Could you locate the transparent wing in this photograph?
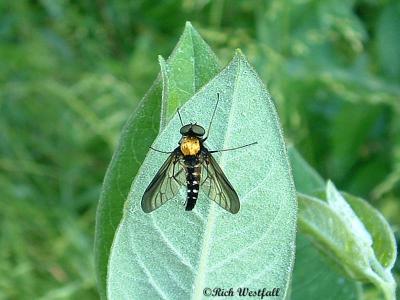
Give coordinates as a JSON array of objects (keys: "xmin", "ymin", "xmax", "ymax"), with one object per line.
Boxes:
[
  {"xmin": 141, "ymin": 150, "xmax": 186, "ymax": 213},
  {"xmin": 201, "ymin": 152, "xmax": 240, "ymax": 214}
]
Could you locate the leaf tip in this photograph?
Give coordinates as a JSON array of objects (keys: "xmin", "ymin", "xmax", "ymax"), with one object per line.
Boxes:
[
  {"xmin": 183, "ymin": 21, "xmax": 197, "ymax": 38},
  {"xmin": 185, "ymin": 21, "xmax": 193, "ymax": 30},
  {"xmin": 232, "ymin": 48, "xmax": 254, "ymax": 70},
  {"xmin": 234, "ymin": 48, "xmax": 249, "ymax": 60},
  {"xmin": 158, "ymin": 55, "xmax": 166, "ymax": 65},
  {"xmin": 326, "ymin": 179, "xmax": 340, "ymax": 203},
  {"xmin": 326, "ymin": 179, "xmax": 336, "ymax": 194}
]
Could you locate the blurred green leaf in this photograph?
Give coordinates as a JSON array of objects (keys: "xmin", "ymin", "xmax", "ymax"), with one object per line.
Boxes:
[
  {"xmin": 287, "ymin": 146, "xmax": 325, "ymax": 194},
  {"xmin": 376, "ymin": 1, "xmax": 400, "ymax": 79},
  {"xmin": 107, "ymin": 52, "xmax": 297, "ymax": 299},
  {"xmin": 343, "ymin": 193, "xmax": 397, "ymax": 271},
  {"xmin": 330, "ymin": 103, "xmax": 384, "ymax": 181},
  {"xmin": 298, "ymin": 182, "xmax": 396, "ymax": 299},
  {"xmin": 291, "ymin": 233, "xmax": 361, "ymax": 300},
  {"xmin": 288, "ymin": 146, "xmax": 362, "ymax": 299},
  {"xmin": 94, "ymin": 22, "xmax": 220, "ymax": 300}
]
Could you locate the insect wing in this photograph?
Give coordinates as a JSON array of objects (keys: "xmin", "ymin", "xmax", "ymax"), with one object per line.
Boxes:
[
  {"xmin": 142, "ymin": 150, "xmax": 185, "ymax": 213},
  {"xmin": 201, "ymin": 152, "xmax": 240, "ymax": 214}
]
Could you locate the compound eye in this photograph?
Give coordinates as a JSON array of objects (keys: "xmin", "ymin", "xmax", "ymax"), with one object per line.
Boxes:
[
  {"xmin": 191, "ymin": 124, "xmax": 205, "ymax": 136},
  {"xmin": 180, "ymin": 124, "xmax": 191, "ymax": 135}
]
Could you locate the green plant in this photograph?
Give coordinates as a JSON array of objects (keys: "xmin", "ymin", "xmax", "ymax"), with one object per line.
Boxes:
[{"xmin": 95, "ymin": 23, "xmax": 397, "ymax": 300}]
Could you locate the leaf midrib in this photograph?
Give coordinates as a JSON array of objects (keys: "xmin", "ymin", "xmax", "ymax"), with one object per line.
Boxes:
[{"xmin": 192, "ymin": 56, "xmax": 242, "ymax": 299}]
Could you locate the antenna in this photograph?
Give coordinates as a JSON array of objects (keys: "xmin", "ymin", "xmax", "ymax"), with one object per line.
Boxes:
[
  {"xmin": 204, "ymin": 93, "xmax": 220, "ymax": 141},
  {"xmin": 209, "ymin": 142, "xmax": 257, "ymax": 153},
  {"xmin": 177, "ymin": 108, "xmax": 184, "ymax": 126}
]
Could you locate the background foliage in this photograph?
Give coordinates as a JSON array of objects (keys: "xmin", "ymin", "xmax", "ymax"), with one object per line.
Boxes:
[{"xmin": 0, "ymin": 0, "xmax": 398, "ymax": 299}]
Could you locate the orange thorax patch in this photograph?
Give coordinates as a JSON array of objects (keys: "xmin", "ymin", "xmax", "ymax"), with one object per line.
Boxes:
[{"xmin": 180, "ymin": 137, "xmax": 200, "ymax": 156}]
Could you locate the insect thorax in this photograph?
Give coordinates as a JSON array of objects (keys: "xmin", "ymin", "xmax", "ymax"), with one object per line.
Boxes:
[{"xmin": 180, "ymin": 136, "xmax": 201, "ymax": 156}]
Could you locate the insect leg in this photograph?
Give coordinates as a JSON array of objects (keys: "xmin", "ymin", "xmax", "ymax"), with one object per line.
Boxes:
[{"xmin": 149, "ymin": 146, "xmax": 173, "ymax": 154}]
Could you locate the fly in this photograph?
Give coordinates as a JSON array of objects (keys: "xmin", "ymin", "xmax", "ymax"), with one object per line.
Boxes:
[{"xmin": 141, "ymin": 93, "xmax": 256, "ymax": 214}]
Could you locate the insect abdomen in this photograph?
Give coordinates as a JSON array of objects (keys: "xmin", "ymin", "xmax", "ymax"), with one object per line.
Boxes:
[{"xmin": 185, "ymin": 164, "xmax": 201, "ymax": 211}]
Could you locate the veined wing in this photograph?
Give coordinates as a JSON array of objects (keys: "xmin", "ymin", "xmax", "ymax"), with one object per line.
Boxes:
[
  {"xmin": 201, "ymin": 151, "xmax": 240, "ymax": 214},
  {"xmin": 142, "ymin": 149, "xmax": 185, "ymax": 213}
]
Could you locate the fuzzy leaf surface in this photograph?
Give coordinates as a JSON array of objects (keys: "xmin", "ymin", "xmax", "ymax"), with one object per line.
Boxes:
[{"xmin": 107, "ymin": 52, "xmax": 297, "ymax": 299}]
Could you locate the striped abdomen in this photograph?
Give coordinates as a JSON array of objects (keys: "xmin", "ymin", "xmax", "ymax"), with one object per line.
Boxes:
[{"xmin": 185, "ymin": 160, "xmax": 201, "ymax": 211}]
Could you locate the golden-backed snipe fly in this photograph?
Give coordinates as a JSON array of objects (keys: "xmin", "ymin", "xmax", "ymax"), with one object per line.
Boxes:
[{"xmin": 142, "ymin": 93, "xmax": 256, "ymax": 214}]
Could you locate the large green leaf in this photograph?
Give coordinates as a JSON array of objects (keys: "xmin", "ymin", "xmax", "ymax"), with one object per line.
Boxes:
[
  {"xmin": 298, "ymin": 182, "xmax": 397, "ymax": 300},
  {"xmin": 107, "ymin": 52, "xmax": 297, "ymax": 299},
  {"xmin": 94, "ymin": 22, "xmax": 220, "ymax": 300}
]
